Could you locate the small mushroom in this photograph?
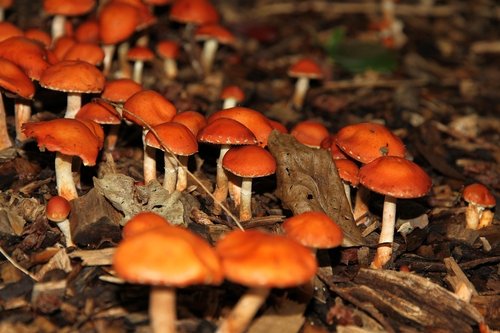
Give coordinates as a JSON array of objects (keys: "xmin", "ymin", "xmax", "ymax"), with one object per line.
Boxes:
[
  {"xmin": 462, "ymin": 183, "xmax": 496, "ymax": 230},
  {"xmin": 46, "ymin": 195, "xmax": 74, "ymax": 247}
]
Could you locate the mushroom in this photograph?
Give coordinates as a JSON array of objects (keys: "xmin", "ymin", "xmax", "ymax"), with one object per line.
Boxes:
[
  {"xmin": 220, "ymin": 85, "xmax": 245, "ymax": 109},
  {"xmin": 358, "ymin": 156, "xmax": 432, "ymax": 269},
  {"xmin": 288, "ymin": 58, "xmax": 323, "ymax": 109},
  {"xmin": 46, "ymin": 195, "xmax": 74, "ymax": 247},
  {"xmin": 121, "ymin": 211, "xmax": 171, "ymax": 239},
  {"xmin": 63, "ymin": 41, "xmax": 105, "ymax": 66},
  {"xmin": 462, "ymin": 183, "xmax": 496, "ymax": 230},
  {"xmin": 156, "ymin": 40, "xmax": 180, "ymax": 81},
  {"xmin": 197, "ymin": 118, "xmax": 257, "ymax": 212},
  {"xmin": 22, "ymin": 118, "xmax": 101, "ymax": 201},
  {"xmin": 145, "ymin": 122, "xmax": 198, "ymax": 193},
  {"xmin": 222, "ymin": 145, "xmax": 276, "ymax": 221},
  {"xmin": 39, "ymin": 60, "xmax": 105, "ymax": 119},
  {"xmin": 194, "ymin": 24, "xmax": 235, "ymax": 75},
  {"xmin": 333, "ymin": 158, "xmax": 360, "ymax": 210},
  {"xmin": 290, "ymin": 120, "xmax": 330, "ymax": 148},
  {"xmin": 122, "ymin": 90, "xmax": 177, "ymax": 184},
  {"xmin": 215, "ymin": 230, "xmax": 317, "ymax": 333},
  {"xmin": 127, "ymin": 46, "xmax": 155, "ymax": 84},
  {"xmin": 43, "ymin": 0, "xmax": 95, "ymax": 41},
  {"xmin": 113, "ymin": 225, "xmax": 223, "ymax": 333}
]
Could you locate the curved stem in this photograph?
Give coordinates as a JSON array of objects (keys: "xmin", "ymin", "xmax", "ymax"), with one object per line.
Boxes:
[
  {"xmin": 56, "ymin": 219, "xmax": 74, "ymax": 247},
  {"xmin": 291, "ymin": 77, "xmax": 309, "ymax": 109},
  {"xmin": 163, "ymin": 152, "xmax": 177, "ymax": 194},
  {"xmin": 176, "ymin": 155, "xmax": 189, "ymax": 192},
  {"xmin": 201, "ymin": 39, "xmax": 219, "ymax": 75},
  {"xmin": 55, "ymin": 152, "xmax": 78, "ymax": 201},
  {"xmin": 371, "ymin": 195, "xmax": 397, "ymax": 269},
  {"xmin": 213, "ymin": 145, "xmax": 229, "ymax": 214},
  {"xmin": 239, "ymin": 177, "xmax": 253, "ymax": 221}
]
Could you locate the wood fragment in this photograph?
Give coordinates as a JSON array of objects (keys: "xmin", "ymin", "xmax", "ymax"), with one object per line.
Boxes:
[
  {"xmin": 444, "ymin": 257, "xmax": 478, "ymax": 303},
  {"xmin": 68, "ymin": 248, "xmax": 116, "ymax": 266}
]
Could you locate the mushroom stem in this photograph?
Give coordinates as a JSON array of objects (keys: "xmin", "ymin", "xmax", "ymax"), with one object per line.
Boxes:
[
  {"xmin": 163, "ymin": 152, "xmax": 177, "ymax": 194},
  {"xmin": 291, "ymin": 77, "xmax": 310, "ymax": 109},
  {"xmin": 176, "ymin": 155, "xmax": 188, "ymax": 192},
  {"xmin": 55, "ymin": 152, "xmax": 78, "ymax": 201},
  {"xmin": 213, "ymin": 145, "xmax": 230, "ymax": 214},
  {"xmin": 478, "ymin": 209, "xmax": 494, "ymax": 229},
  {"xmin": 371, "ymin": 195, "xmax": 397, "ymax": 269},
  {"xmin": 201, "ymin": 38, "xmax": 219, "ymax": 75},
  {"xmin": 102, "ymin": 44, "xmax": 116, "ymax": 77},
  {"xmin": 465, "ymin": 204, "xmax": 481, "ymax": 230},
  {"xmin": 132, "ymin": 60, "xmax": 145, "ymax": 84},
  {"xmin": 223, "ymin": 98, "xmax": 237, "ymax": 109},
  {"xmin": 0, "ymin": 93, "xmax": 13, "ymax": 150},
  {"xmin": 15, "ymin": 100, "xmax": 31, "ymax": 142},
  {"xmin": 150, "ymin": 286, "xmax": 176, "ymax": 333},
  {"xmin": 143, "ymin": 130, "xmax": 157, "ymax": 184},
  {"xmin": 353, "ymin": 186, "xmax": 370, "ymax": 225},
  {"xmin": 56, "ymin": 218, "xmax": 75, "ymax": 247},
  {"xmin": 51, "ymin": 14, "xmax": 66, "ymax": 41},
  {"xmin": 65, "ymin": 93, "xmax": 82, "ymax": 119},
  {"xmin": 239, "ymin": 177, "xmax": 253, "ymax": 221},
  {"xmin": 163, "ymin": 59, "xmax": 178, "ymax": 81},
  {"xmin": 105, "ymin": 124, "xmax": 120, "ymax": 152},
  {"xmin": 228, "ymin": 173, "xmax": 241, "ymax": 208},
  {"xmin": 217, "ymin": 287, "xmax": 270, "ymax": 333},
  {"xmin": 118, "ymin": 42, "xmax": 132, "ymax": 79}
]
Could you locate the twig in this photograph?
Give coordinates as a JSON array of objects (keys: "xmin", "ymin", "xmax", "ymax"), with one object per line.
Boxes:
[
  {"xmin": 0, "ymin": 244, "xmax": 39, "ymax": 281},
  {"xmin": 106, "ymin": 100, "xmax": 244, "ymax": 231}
]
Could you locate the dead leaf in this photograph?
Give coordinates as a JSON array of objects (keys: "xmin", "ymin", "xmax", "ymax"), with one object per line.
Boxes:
[
  {"xmin": 267, "ymin": 131, "xmax": 365, "ymax": 246},
  {"xmin": 247, "ymin": 298, "xmax": 306, "ymax": 333}
]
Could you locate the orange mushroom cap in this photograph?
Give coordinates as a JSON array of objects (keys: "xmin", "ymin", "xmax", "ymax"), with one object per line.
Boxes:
[
  {"xmin": 359, "ymin": 156, "xmax": 432, "ymax": 199},
  {"xmin": 43, "ymin": 0, "xmax": 95, "ymax": 16},
  {"xmin": 22, "ymin": 118, "xmax": 101, "ymax": 166},
  {"xmin": 51, "ymin": 36, "xmax": 76, "ymax": 61},
  {"xmin": 207, "ymin": 107, "xmax": 273, "ymax": 147},
  {"xmin": 123, "ymin": 90, "xmax": 176, "ymax": 127},
  {"xmin": 171, "ymin": 111, "xmax": 207, "ymax": 136},
  {"xmin": 63, "ymin": 42, "xmax": 105, "ymax": 66},
  {"xmin": 99, "ymin": 1, "xmax": 139, "ymax": 45},
  {"xmin": 46, "ymin": 195, "xmax": 71, "ymax": 222},
  {"xmin": 24, "ymin": 28, "xmax": 52, "ymax": 47},
  {"xmin": 267, "ymin": 119, "xmax": 288, "ymax": 134},
  {"xmin": 195, "ymin": 24, "xmax": 235, "ymax": 45},
  {"xmin": 0, "ymin": 58, "xmax": 35, "ymax": 99},
  {"xmin": 291, "ymin": 120, "xmax": 330, "ymax": 148},
  {"xmin": 0, "ymin": 22, "xmax": 23, "ymax": 42},
  {"xmin": 0, "ymin": 36, "xmax": 50, "ymax": 80},
  {"xmin": 40, "ymin": 60, "xmax": 105, "ymax": 94},
  {"xmin": 220, "ymin": 85, "xmax": 245, "ymax": 102},
  {"xmin": 336, "ymin": 122, "xmax": 406, "ymax": 164},
  {"xmin": 197, "ymin": 118, "xmax": 257, "ymax": 146},
  {"xmin": 222, "ymin": 145, "xmax": 276, "ymax": 178},
  {"xmin": 156, "ymin": 40, "xmax": 180, "ymax": 59},
  {"xmin": 288, "ymin": 58, "xmax": 323, "ymax": 79},
  {"xmin": 75, "ymin": 100, "xmax": 121, "ymax": 125},
  {"xmin": 75, "ymin": 19, "xmax": 100, "ymax": 44},
  {"xmin": 216, "ymin": 230, "xmax": 317, "ymax": 288},
  {"xmin": 127, "ymin": 46, "xmax": 155, "ymax": 61},
  {"xmin": 169, "ymin": 0, "xmax": 219, "ymax": 26},
  {"xmin": 282, "ymin": 211, "xmax": 343, "ymax": 249},
  {"xmin": 102, "ymin": 79, "xmax": 143, "ymax": 103},
  {"xmin": 334, "ymin": 159, "xmax": 359, "ymax": 186},
  {"xmin": 145, "ymin": 122, "xmax": 198, "ymax": 156},
  {"xmin": 122, "ymin": 211, "xmax": 171, "ymax": 239},
  {"xmin": 462, "ymin": 183, "xmax": 496, "ymax": 208},
  {"xmin": 113, "ymin": 226, "xmax": 223, "ymax": 287}
]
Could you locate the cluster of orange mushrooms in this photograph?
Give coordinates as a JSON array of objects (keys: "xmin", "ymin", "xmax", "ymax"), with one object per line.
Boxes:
[{"xmin": 0, "ymin": 0, "xmax": 496, "ymax": 332}]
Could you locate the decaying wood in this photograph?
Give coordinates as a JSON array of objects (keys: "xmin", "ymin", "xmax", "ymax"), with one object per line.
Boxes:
[
  {"xmin": 346, "ymin": 269, "xmax": 484, "ymax": 332},
  {"xmin": 444, "ymin": 257, "xmax": 478, "ymax": 303},
  {"xmin": 69, "ymin": 248, "xmax": 115, "ymax": 266},
  {"xmin": 267, "ymin": 131, "xmax": 364, "ymax": 247},
  {"xmin": 70, "ymin": 188, "xmax": 122, "ymax": 248},
  {"xmin": 470, "ymin": 295, "xmax": 500, "ymax": 329}
]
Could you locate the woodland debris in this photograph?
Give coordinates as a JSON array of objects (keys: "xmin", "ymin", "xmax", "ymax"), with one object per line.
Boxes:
[
  {"xmin": 444, "ymin": 257, "xmax": 478, "ymax": 303},
  {"xmin": 69, "ymin": 248, "xmax": 115, "ymax": 266}
]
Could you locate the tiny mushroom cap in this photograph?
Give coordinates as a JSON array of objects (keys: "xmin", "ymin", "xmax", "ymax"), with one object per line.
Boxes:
[
  {"xmin": 127, "ymin": 46, "xmax": 155, "ymax": 62},
  {"xmin": 291, "ymin": 120, "xmax": 330, "ymax": 148},
  {"xmin": 197, "ymin": 118, "xmax": 257, "ymax": 146},
  {"xmin": 46, "ymin": 195, "xmax": 71, "ymax": 222},
  {"xmin": 195, "ymin": 23, "xmax": 235, "ymax": 45},
  {"xmin": 288, "ymin": 58, "xmax": 323, "ymax": 79},
  {"xmin": 156, "ymin": 40, "xmax": 180, "ymax": 59},
  {"xmin": 359, "ymin": 156, "xmax": 431, "ymax": 199},
  {"xmin": 145, "ymin": 122, "xmax": 198, "ymax": 156},
  {"xmin": 113, "ymin": 225, "xmax": 223, "ymax": 287},
  {"xmin": 463, "ymin": 183, "xmax": 496, "ymax": 208},
  {"xmin": 39, "ymin": 60, "xmax": 105, "ymax": 94},
  {"xmin": 222, "ymin": 145, "xmax": 276, "ymax": 178},
  {"xmin": 334, "ymin": 159, "xmax": 360, "ymax": 187},
  {"xmin": 267, "ymin": 119, "xmax": 288, "ymax": 134},
  {"xmin": 220, "ymin": 85, "xmax": 245, "ymax": 108},
  {"xmin": 75, "ymin": 100, "xmax": 121, "ymax": 125},
  {"xmin": 0, "ymin": 58, "xmax": 35, "ymax": 99},
  {"xmin": 282, "ymin": 211, "xmax": 343, "ymax": 249},
  {"xmin": 169, "ymin": 0, "xmax": 219, "ymax": 26},
  {"xmin": 171, "ymin": 111, "xmax": 207, "ymax": 137},
  {"xmin": 123, "ymin": 90, "xmax": 176, "ymax": 127},
  {"xmin": 102, "ymin": 78, "xmax": 143, "ymax": 104},
  {"xmin": 207, "ymin": 107, "xmax": 273, "ymax": 147},
  {"xmin": 336, "ymin": 122, "xmax": 406, "ymax": 164},
  {"xmin": 122, "ymin": 211, "xmax": 171, "ymax": 239},
  {"xmin": 216, "ymin": 230, "xmax": 317, "ymax": 288}
]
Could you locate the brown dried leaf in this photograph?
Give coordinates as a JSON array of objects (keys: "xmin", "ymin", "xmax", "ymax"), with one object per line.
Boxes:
[
  {"xmin": 247, "ymin": 298, "xmax": 306, "ymax": 333},
  {"xmin": 267, "ymin": 131, "xmax": 365, "ymax": 246}
]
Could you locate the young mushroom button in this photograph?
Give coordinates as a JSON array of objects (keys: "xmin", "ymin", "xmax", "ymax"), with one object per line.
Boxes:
[
  {"xmin": 462, "ymin": 183, "xmax": 496, "ymax": 230},
  {"xmin": 46, "ymin": 195, "xmax": 74, "ymax": 247}
]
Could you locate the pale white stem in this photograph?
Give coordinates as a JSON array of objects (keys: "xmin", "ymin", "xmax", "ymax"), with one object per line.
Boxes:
[
  {"xmin": 223, "ymin": 98, "xmax": 237, "ymax": 109},
  {"xmin": 176, "ymin": 155, "xmax": 189, "ymax": 192},
  {"xmin": 371, "ymin": 195, "xmax": 397, "ymax": 269},
  {"xmin": 291, "ymin": 77, "xmax": 310, "ymax": 109},
  {"xmin": 465, "ymin": 204, "xmax": 481, "ymax": 230},
  {"xmin": 150, "ymin": 286, "xmax": 176, "ymax": 333},
  {"xmin": 201, "ymin": 39, "xmax": 219, "ymax": 75},
  {"xmin": 213, "ymin": 145, "xmax": 230, "ymax": 214},
  {"xmin": 0, "ymin": 94, "xmax": 13, "ymax": 150},
  {"xmin": 239, "ymin": 177, "xmax": 253, "ymax": 221},
  {"xmin": 343, "ymin": 182, "xmax": 352, "ymax": 210},
  {"xmin": 51, "ymin": 15, "xmax": 66, "ymax": 41},
  {"xmin": 478, "ymin": 209, "xmax": 494, "ymax": 229},
  {"xmin": 228, "ymin": 173, "xmax": 241, "ymax": 208},
  {"xmin": 132, "ymin": 60, "xmax": 145, "ymax": 84},
  {"xmin": 163, "ymin": 152, "xmax": 178, "ymax": 194},
  {"xmin": 56, "ymin": 219, "xmax": 74, "ymax": 247},
  {"xmin": 217, "ymin": 287, "xmax": 270, "ymax": 333},
  {"xmin": 118, "ymin": 42, "xmax": 131, "ymax": 79},
  {"xmin": 353, "ymin": 186, "xmax": 370, "ymax": 225},
  {"xmin": 15, "ymin": 100, "xmax": 31, "ymax": 142},
  {"xmin": 163, "ymin": 59, "xmax": 178, "ymax": 80},
  {"xmin": 55, "ymin": 152, "xmax": 78, "ymax": 201},
  {"xmin": 102, "ymin": 44, "xmax": 116, "ymax": 77},
  {"xmin": 65, "ymin": 93, "xmax": 82, "ymax": 119},
  {"xmin": 105, "ymin": 124, "xmax": 120, "ymax": 152},
  {"xmin": 143, "ymin": 130, "xmax": 157, "ymax": 184}
]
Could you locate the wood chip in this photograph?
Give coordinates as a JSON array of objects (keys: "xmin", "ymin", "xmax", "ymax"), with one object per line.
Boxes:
[{"xmin": 69, "ymin": 248, "xmax": 116, "ymax": 266}]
